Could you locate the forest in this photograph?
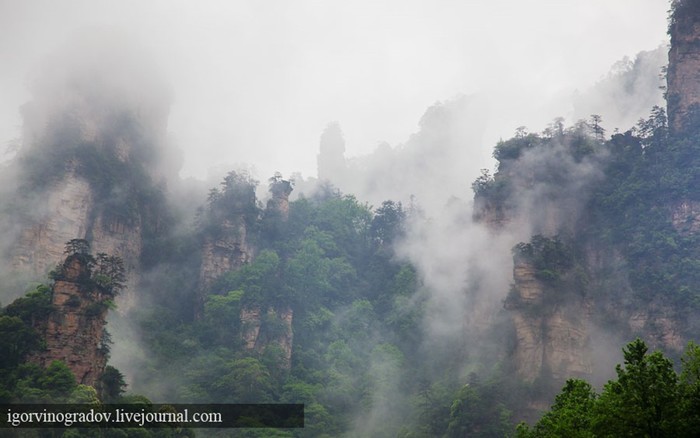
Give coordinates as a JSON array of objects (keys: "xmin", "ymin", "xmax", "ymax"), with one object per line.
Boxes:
[
  {"xmin": 4, "ymin": 101, "xmax": 700, "ymax": 437},
  {"xmin": 3, "ymin": 1, "xmax": 700, "ymax": 437}
]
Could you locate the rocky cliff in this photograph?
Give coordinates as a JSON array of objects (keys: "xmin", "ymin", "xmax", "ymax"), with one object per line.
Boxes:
[
  {"xmin": 6, "ymin": 36, "xmax": 172, "ymax": 307},
  {"xmin": 667, "ymin": 0, "xmax": 700, "ymax": 134},
  {"xmin": 241, "ymin": 305, "xmax": 294, "ymax": 368},
  {"xmin": 199, "ymin": 217, "xmax": 254, "ymax": 292},
  {"xmin": 670, "ymin": 199, "xmax": 700, "ymax": 235},
  {"xmin": 30, "ymin": 253, "xmax": 114, "ymax": 386},
  {"xmin": 240, "ymin": 179, "xmax": 295, "ymax": 367},
  {"xmin": 503, "ymin": 247, "xmax": 592, "ymax": 383},
  {"xmin": 266, "ymin": 178, "xmax": 294, "ymax": 221},
  {"xmin": 11, "ymin": 170, "xmax": 145, "ymax": 306},
  {"xmin": 197, "ymin": 175, "xmax": 295, "ymax": 367},
  {"xmin": 468, "ymin": 48, "xmax": 700, "ymax": 383},
  {"xmin": 12, "ymin": 170, "xmax": 94, "ymax": 276}
]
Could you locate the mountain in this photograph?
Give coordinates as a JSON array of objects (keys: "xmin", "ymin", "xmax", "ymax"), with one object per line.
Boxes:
[{"xmin": 3, "ymin": 3, "xmax": 700, "ymax": 437}]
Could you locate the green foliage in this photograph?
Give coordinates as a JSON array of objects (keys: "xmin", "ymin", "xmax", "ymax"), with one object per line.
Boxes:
[
  {"xmin": 94, "ymin": 252, "xmax": 127, "ymax": 293},
  {"xmin": 215, "ymin": 250, "xmax": 281, "ymax": 308},
  {"xmin": 138, "ymin": 180, "xmax": 528, "ymax": 436},
  {"xmin": 370, "ymin": 200, "xmax": 406, "ymax": 247},
  {"xmin": 4, "ymin": 284, "xmax": 53, "ymax": 324},
  {"xmin": 517, "ymin": 379, "xmax": 596, "ymax": 438},
  {"xmin": 446, "ymin": 384, "xmax": 511, "ymax": 438},
  {"xmin": 11, "ymin": 361, "xmax": 83, "ymax": 403},
  {"xmin": 593, "ymin": 339, "xmax": 681, "ymax": 437},
  {"xmin": 64, "ymin": 238, "xmax": 91, "ymax": 256},
  {"xmin": 513, "ymin": 235, "xmax": 574, "ymax": 283},
  {"xmin": 100, "ymin": 365, "xmax": 128, "ymax": 402},
  {"xmin": 471, "ymin": 168, "xmax": 508, "ymax": 202},
  {"xmin": 40, "ymin": 361, "xmax": 78, "ymax": 398},
  {"xmin": 283, "ymin": 230, "xmax": 357, "ymax": 309},
  {"xmin": 200, "ymin": 170, "xmax": 261, "ymax": 238},
  {"xmin": 52, "ymin": 241, "xmax": 127, "ymax": 297},
  {"xmin": 519, "ymin": 339, "xmax": 700, "ymax": 437},
  {"xmin": 494, "ymin": 132, "xmax": 543, "ymax": 162},
  {"xmin": 0, "ymin": 316, "xmax": 41, "ymax": 370}
]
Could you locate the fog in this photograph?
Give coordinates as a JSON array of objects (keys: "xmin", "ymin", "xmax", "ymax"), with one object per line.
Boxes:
[
  {"xmin": 1, "ymin": 0, "xmax": 668, "ymax": 183},
  {"xmin": 0, "ymin": 1, "xmax": 676, "ymax": 433}
]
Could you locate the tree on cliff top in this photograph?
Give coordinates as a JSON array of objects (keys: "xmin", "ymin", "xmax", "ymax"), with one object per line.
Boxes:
[{"xmin": 54, "ymin": 239, "xmax": 126, "ymax": 295}]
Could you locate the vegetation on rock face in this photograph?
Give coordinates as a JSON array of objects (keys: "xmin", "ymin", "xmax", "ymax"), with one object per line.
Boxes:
[
  {"xmin": 478, "ymin": 103, "xmax": 700, "ymax": 313},
  {"xmin": 120, "ymin": 174, "xmax": 529, "ymax": 436},
  {"xmin": 9, "ymin": 110, "xmax": 700, "ymax": 435},
  {"xmin": 467, "ymin": 97, "xmax": 700, "ymax": 430},
  {"xmin": 6, "ymin": 7, "xmax": 700, "ymax": 436},
  {"xmin": 0, "ymin": 247, "xmax": 190, "ymax": 437},
  {"xmin": 50, "ymin": 239, "xmax": 126, "ymax": 297},
  {"xmin": 198, "ymin": 170, "xmax": 262, "ymax": 240},
  {"xmin": 12, "ymin": 104, "xmax": 700, "ymax": 435}
]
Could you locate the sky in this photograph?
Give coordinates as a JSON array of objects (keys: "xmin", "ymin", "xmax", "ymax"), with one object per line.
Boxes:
[{"xmin": 0, "ymin": 0, "xmax": 670, "ymax": 181}]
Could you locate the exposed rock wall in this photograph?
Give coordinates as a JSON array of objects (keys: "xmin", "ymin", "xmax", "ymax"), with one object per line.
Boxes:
[
  {"xmin": 241, "ymin": 306, "xmax": 293, "ymax": 368},
  {"xmin": 670, "ymin": 199, "xmax": 700, "ymax": 235},
  {"xmin": 90, "ymin": 213, "xmax": 142, "ymax": 306},
  {"xmin": 12, "ymin": 172, "xmax": 94, "ymax": 276},
  {"xmin": 198, "ymin": 217, "xmax": 254, "ymax": 293},
  {"xmin": 668, "ymin": 1, "xmax": 700, "ymax": 134},
  {"xmin": 627, "ymin": 305, "xmax": 684, "ymax": 351},
  {"xmin": 505, "ymin": 258, "xmax": 592, "ymax": 382},
  {"xmin": 198, "ymin": 178, "xmax": 295, "ymax": 366},
  {"xmin": 30, "ymin": 255, "xmax": 110, "ymax": 386},
  {"xmin": 267, "ymin": 179, "xmax": 293, "ymax": 221},
  {"xmin": 472, "ymin": 196, "xmax": 509, "ymax": 230},
  {"xmin": 11, "ymin": 175, "xmax": 143, "ymax": 307},
  {"xmin": 9, "ymin": 37, "xmax": 173, "ymax": 307}
]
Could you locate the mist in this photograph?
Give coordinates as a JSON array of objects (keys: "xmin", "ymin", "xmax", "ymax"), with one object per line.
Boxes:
[
  {"xmin": 0, "ymin": 0, "xmax": 678, "ymax": 435},
  {"xmin": 1, "ymin": 0, "xmax": 669, "ymax": 183}
]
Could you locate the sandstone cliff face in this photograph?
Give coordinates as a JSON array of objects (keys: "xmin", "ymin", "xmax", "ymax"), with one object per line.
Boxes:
[
  {"xmin": 198, "ymin": 217, "xmax": 254, "ymax": 293},
  {"xmin": 627, "ymin": 305, "xmax": 684, "ymax": 351},
  {"xmin": 505, "ymin": 258, "xmax": 592, "ymax": 382},
  {"xmin": 670, "ymin": 199, "xmax": 700, "ymax": 235},
  {"xmin": 9, "ymin": 40, "xmax": 172, "ymax": 306},
  {"xmin": 472, "ymin": 196, "xmax": 509, "ymax": 230},
  {"xmin": 198, "ymin": 178, "xmax": 295, "ymax": 367},
  {"xmin": 11, "ymin": 176, "xmax": 143, "ymax": 306},
  {"xmin": 668, "ymin": 1, "xmax": 700, "ymax": 134},
  {"xmin": 266, "ymin": 179, "xmax": 293, "ymax": 221},
  {"xmin": 30, "ymin": 255, "xmax": 110, "ymax": 386},
  {"xmin": 90, "ymin": 213, "xmax": 142, "ymax": 305},
  {"xmin": 12, "ymin": 171, "xmax": 94, "ymax": 276},
  {"xmin": 11, "ymin": 176, "xmax": 143, "ymax": 308},
  {"xmin": 241, "ymin": 306, "xmax": 294, "ymax": 368}
]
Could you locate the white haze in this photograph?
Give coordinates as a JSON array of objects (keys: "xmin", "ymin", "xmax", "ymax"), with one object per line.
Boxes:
[
  {"xmin": 0, "ymin": 0, "xmax": 675, "ymax": 430},
  {"xmin": 0, "ymin": 0, "xmax": 669, "ymax": 184}
]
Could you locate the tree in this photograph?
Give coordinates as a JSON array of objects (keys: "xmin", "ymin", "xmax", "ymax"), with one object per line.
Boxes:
[
  {"xmin": 593, "ymin": 339, "xmax": 680, "ymax": 437},
  {"xmin": 94, "ymin": 253, "xmax": 126, "ymax": 294},
  {"xmin": 370, "ymin": 200, "xmax": 406, "ymax": 246},
  {"xmin": 0, "ymin": 316, "xmax": 40, "ymax": 369},
  {"xmin": 216, "ymin": 250, "xmax": 281, "ymax": 307},
  {"xmin": 589, "ymin": 114, "xmax": 605, "ymax": 141},
  {"xmin": 39, "ymin": 360, "xmax": 78, "ymax": 400},
  {"xmin": 517, "ymin": 379, "xmax": 596, "ymax": 438},
  {"xmin": 4, "ymin": 284, "xmax": 53, "ymax": 326},
  {"xmin": 100, "ymin": 365, "xmax": 127, "ymax": 402},
  {"xmin": 217, "ymin": 357, "xmax": 275, "ymax": 403},
  {"xmin": 550, "ymin": 117, "xmax": 565, "ymax": 137},
  {"xmin": 679, "ymin": 342, "xmax": 700, "ymax": 432},
  {"xmin": 520, "ymin": 340, "xmax": 699, "ymax": 437},
  {"xmin": 64, "ymin": 238, "xmax": 91, "ymax": 255}
]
